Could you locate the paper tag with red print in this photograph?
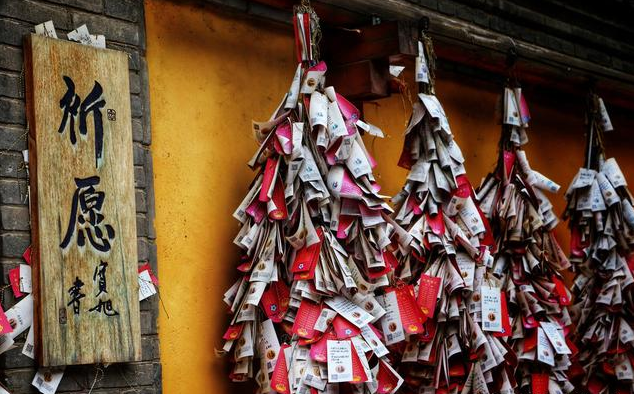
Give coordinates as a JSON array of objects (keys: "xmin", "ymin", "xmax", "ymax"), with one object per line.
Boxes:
[
  {"xmin": 417, "ymin": 274, "xmax": 441, "ymax": 318},
  {"xmin": 292, "ymin": 299, "xmax": 322, "ymax": 339},
  {"xmin": 270, "ymin": 344, "xmax": 291, "ymax": 394}
]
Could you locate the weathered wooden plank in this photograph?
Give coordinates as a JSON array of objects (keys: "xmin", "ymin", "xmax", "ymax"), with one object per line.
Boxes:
[
  {"xmin": 321, "ymin": 21, "xmax": 417, "ymax": 65},
  {"xmin": 24, "ymin": 34, "xmax": 141, "ymax": 366},
  {"xmin": 316, "ymin": 0, "xmax": 634, "ymax": 110},
  {"xmin": 213, "ymin": 0, "xmax": 634, "ymax": 110},
  {"xmin": 327, "ymin": 59, "xmax": 391, "ymax": 100}
]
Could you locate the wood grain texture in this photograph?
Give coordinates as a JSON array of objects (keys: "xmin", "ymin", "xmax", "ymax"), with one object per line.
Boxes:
[{"xmin": 24, "ymin": 34, "xmax": 141, "ymax": 366}]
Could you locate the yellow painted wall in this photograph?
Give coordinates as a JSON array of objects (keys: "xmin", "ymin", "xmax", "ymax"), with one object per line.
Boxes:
[{"xmin": 145, "ymin": 1, "xmax": 634, "ymax": 392}]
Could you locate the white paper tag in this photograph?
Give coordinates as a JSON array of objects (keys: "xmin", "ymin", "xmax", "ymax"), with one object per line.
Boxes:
[
  {"xmin": 389, "ymin": 65, "xmax": 405, "ymax": 77},
  {"xmin": 314, "ymin": 308, "xmax": 337, "ymax": 332},
  {"xmin": 22, "ymin": 325, "xmax": 35, "ymax": 359},
  {"xmin": 596, "ymin": 172, "xmax": 619, "ymax": 206},
  {"xmin": 285, "ymin": 64, "xmax": 302, "ymax": 109},
  {"xmin": 324, "ymin": 296, "xmax": 373, "ymax": 328},
  {"xmin": 540, "ymin": 322, "xmax": 571, "ymax": 355},
  {"xmin": 537, "ymin": 327, "xmax": 555, "ymax": 366},
  {"xmin": 327, "ymin": 340, "xmax": 353, "ymax": 383},
  {"xmin": 67, "ymin": 24, "xmax": 93, "ymax": 46},
  {"xmin": 598, "ymin": 98, "xmax": 613, "ymax": 132},
  {"xmin": 32, "ymin": 367, "xmax": 65, "ymax": 394},
  {"xmin": 415, "ymin": 42, "xmax": 429, "ymax": 83},
  {"xmin": 376, "ymin": 292, "xmax": 405, "ymax": 345},
  {"xmin": 616, "ymin": 354, "xmax": 634, "ymax": 380},
  {"xmin": 359, "ymin": 325, "xmax": 389, "ymax": 357},
  {"xmin": 481, "ymin": 285, "xmax": 502, "ymax": 332},
  {"xmin": 138, "ymin": 270, "xmax": 157, "ymax": 301},
  {"xmin": 602, "ymin": 158, "xmax": 627, "ymax": 188},
  {"xmin": 6, "ymin": 294, "xmax": 33, "ymax": 339},
  {"xmin": 327, "ymin": 102, "xmax": 348, "ymax": 138},
  {"xmin": 19, "ymin": 264, "xmax": 32, "ymax": 293},
  {"xmin": 459, "ymin": 198, "xmax": 486, "ymax": 235},
  {"xmin": 455, "ymin": 252, "xmax": 475, "ymax": 289},
  {"xmin": 260, "ymin": 319, "xmax": 280, "ymax": 373},
  {"xmin": 503, "ymin": 88, "xmax": 521, "ymax": 126},
  {"xmin": 34, "ymin": 20, "xmax": 58, "ymax": 39},
  {"xmin": 0, "ymin": 334, "xmax": 14, "ymax": 356},
  {"xmin": 309, "ymin": 91, "xmax": 328, "ymax": 128}
]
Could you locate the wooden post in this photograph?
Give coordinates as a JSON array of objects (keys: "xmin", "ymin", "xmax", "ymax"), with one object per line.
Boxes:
[{"xmin": 24, "ymin": 34, "xmax": 141, "ymax": 366}]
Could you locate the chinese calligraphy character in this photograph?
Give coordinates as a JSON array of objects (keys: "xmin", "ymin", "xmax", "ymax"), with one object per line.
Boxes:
[
  {"xmin": 60, "ymin": 176, "xmax": 115, "ymax": 253},
  {"xmin": 89, "ymin": 299, "xmax": 119, "ymax": 317},
  {"xmin": 93, "ymin": 261, "xmax": 108, "ymax": 296},
  {"xmin": 57, "ymin": 76, "xmax": 106, "ymax": 168},
  {"xmin": 67, "ymin": 277, "xmax": 85, "ymax": 315}
]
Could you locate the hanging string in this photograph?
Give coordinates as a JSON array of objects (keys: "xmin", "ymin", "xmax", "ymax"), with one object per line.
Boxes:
[
  {"xmin": 294, "ymin": 0, "xmax": 321, "ymax": 62},
  {"xmin": 421, "ymin": 33, "xmax": 436, "ymax": 95},
  {"xmin": 584, "ymin": 91, "xmax": 605, "ymax": 170},
  {"xmin": 418, "ymin": 17, "xmax": 436, "ymax": 96}
]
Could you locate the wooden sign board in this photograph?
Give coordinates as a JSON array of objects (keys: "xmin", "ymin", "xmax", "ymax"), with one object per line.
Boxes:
[{"xmin": 24, "ymin": 34, "xmax": 141, "ymax": 366}]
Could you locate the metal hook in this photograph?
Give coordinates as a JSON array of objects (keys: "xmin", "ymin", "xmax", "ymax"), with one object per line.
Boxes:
[
  {"xmin": 418, "ymin": 16, "xmax": 430, "ymax": 34},
  {"xmin": 505, "ymin": 46, "xmax": 518, "ymax": 69}
]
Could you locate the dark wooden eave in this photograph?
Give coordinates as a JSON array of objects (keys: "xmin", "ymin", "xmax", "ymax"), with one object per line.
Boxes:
[{"xmin": 200, "ymin": 0, "xmax": 634, "ymax": 112}]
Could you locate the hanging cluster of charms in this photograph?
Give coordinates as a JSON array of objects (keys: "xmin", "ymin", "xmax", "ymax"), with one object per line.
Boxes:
[
  {"xmin": 390, "ymin": 34, "xmax": 518, "ymax": 394},
  {"xmin": 564, "ymin": 93, "xmax": 634, "ymax": 394},
  {"xmin": 220, "ymin": 8, "xmax": 408, "ymax": 394},
  {"xmin": 476, "ymin": 86, "xmax": 574, "ymax": 394},
  {"xmin": 220, "ymin": 6, "xmax": 633, "ymax": 394}
]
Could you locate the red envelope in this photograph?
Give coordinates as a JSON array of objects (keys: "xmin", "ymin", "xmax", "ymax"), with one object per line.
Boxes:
[
  {"xmin": 0, "ymin": 304, "xmax": 13, "ymax": 335},
  {"xmin": 332, "ymin": 315, "xmax": 360, "ymax": 339},
  {"xmin": 393, "ymin": 285, "xmax": 425, "ymax": 334},
  {"xmin": 246, "ymin": 199, "xmax": 266, "ymax": 223},
  {"xmin": 22, "ymin": 245, "xmax": 31, "ymax": 265},
  {"xmin": 426, "ymin": 211, "xmax": 445, "ymax": 236},
  {"xmin": 261, "ymin": 281, "xmax": 290, "ymax": 323},
  {"xmin": 519, "ymin": 92, "xmax": 531, "ymax": 124},
  {"xmin": 259, "ymin": 157, "xmax": 279, "ymax": 202},
  {"xmin": 448, "ymin": 360, "xmax": 465, "ymax": 377},
  {"xmin": 268, "ymin": 179, "xmax": 288, "ymax": 220},
  {"xmin": 407, "ymin": 194, "xmax": 423, "ymax": 216},
  {"xmin": 586, "ymin": 378, "xmax": 606, "ymax": 394},
  {"xmin": 275, "ymin": 122, "xmax": 292, "ymax": 155},
  {"xmin": 503, "ymin": 150, "xmax": 516, "ymax": 179},
  {"xmin": 494, "ymin": 291, "xmax": 512, "ymax": 337},
  {"xmin": 531, "ymin": 373, "xmax": 549, "ymax": 394},
  {"xmin": 336, "ymin": 215, "xmax": 355, "ymax": 239},
  {"xmin": 420, "ymin": 318, "xmax": 437, "ymax": 342},
  {"xmin": 271, "ymin": 344, "xmax": 291, "ymax": 394},
  {"xmin": 522, "ymin": 314, "xmax": 538, "ymax": 329},
  {"xmin": 397, "ymin": 135, "xmax": 415, "ymax": 170},
  {"xmin": 551, "ymin": 275, "xmax": 571, "ymax": 306},
  {"xmin": 222, "ymin": 323, "xmax": 244, "ymax": 341},
  {"xmin": 350, "ymin": 341, "xmax": 369, "ymax": 383},
  {"xmin": 336, "ymin": 93, "xmax": 359, "ymax": 122},
  {"xmin": 566, "ymin": 336, "xmax": 579, "ymax": 357},
  {"xmin": 524, "ymin": 329, "xmax": 538, "ymax": 352},
  {"xmin": 325, "ymin": 138, "xmax": 343, "ymax": 165},
  {"xmin": 417, "ymin": 274, "xmax": 441, "ymax": 318},
  {"xmin": 292, "ymin": 299, "xmax": 322, "ymax": 339},
  {"xmin": 291, "ymin": 228, "xmax": 323, "ymax": 274},
  {"xmin": 138, "ymin": 263, "xmax": 159, "ymax": 285},
  {"xmin": 9, "ymin": 267, "xmax": 23, "ymax": 298},
  {"xmin": 569, "ymin": 225, "xmax": 588, "ymax": 258},
  {"xmin": 384, "ymin": 250, "xmax": 399, "ymax": 270},
  {"xmin": 376, "ymin": 359, "xmax": 401, "ymax": 394},
  {"xmin": 310, "ymin": 329, "xmax": 336, "ymax": 362}
]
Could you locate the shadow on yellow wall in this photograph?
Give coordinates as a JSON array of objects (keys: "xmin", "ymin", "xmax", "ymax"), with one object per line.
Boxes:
[{"xmin": 144, "ymin": 1, "xmax": 634, "ymax": 392}]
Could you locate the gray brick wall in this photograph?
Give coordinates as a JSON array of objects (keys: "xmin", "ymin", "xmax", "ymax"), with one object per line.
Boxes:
[
  {"xmin": 0, "ymin": 0, "xmax": 160, "ymax": 393},
  {"xmin": 406, "ymin": 0, "xmax": 634, "ymax": 75}
]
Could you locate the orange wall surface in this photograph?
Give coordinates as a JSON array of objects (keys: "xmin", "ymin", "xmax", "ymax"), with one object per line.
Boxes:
[{"xmin": 145, "ymin": 1, "xmax": 634, "ymax": 392}]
